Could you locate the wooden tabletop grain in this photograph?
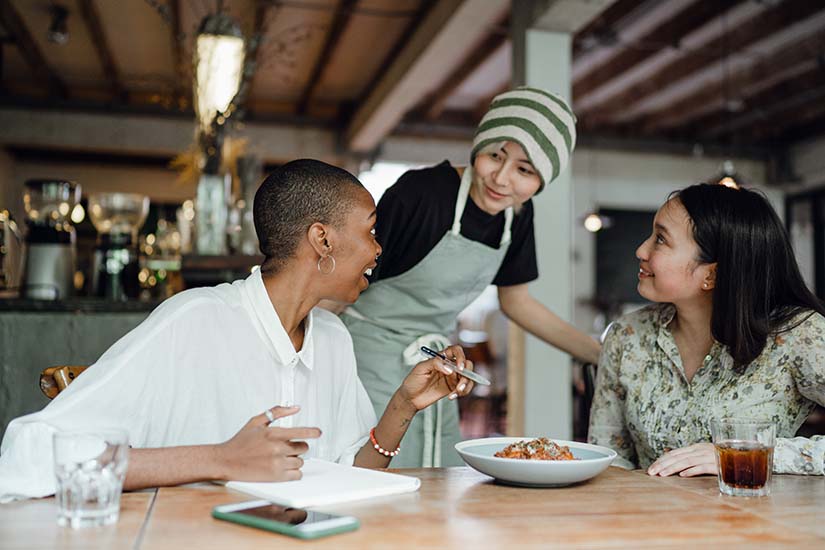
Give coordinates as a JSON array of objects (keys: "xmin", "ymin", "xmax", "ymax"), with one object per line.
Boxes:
[{"xmin": 3, "ymin": 467, "xmax": 823, "ymax": 549}]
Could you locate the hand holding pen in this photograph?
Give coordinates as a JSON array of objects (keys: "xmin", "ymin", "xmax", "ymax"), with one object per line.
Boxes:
[
  {"xmin": 420, "ymin": 346, "xmax": 491, "ymax": 386},
  {"xmin": 398, "ymin": 344, "xmax": 476, "ymax": 411}
]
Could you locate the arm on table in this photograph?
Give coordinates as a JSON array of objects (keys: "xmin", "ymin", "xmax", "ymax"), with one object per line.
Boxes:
[
  {"xmin": 774, "ymin": 436, "xmax": 825, "ymax": 475},
  {"xmin": 124, "ymin": 407, "xmax": 318, "ymax": 490},
  {"xmin": 777, "ymin": 316, "xmax": 825, "ymax": 475},
  {"xmin": 498, "ymin": 284, "xmax": 601, "ymax": 365},
  {"xmin": 587, "ymin": 323, "xmax": 637, "ymax": 469}
]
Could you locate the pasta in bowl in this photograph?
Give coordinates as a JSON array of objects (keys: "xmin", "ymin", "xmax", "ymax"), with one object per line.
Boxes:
[
  {"xmin": 456, "ymin": 437, "xmax": 616, "ymax": 487},
  {"xmin": 494, "ymin": 437, "xmax": 577, "ymax": 460}
]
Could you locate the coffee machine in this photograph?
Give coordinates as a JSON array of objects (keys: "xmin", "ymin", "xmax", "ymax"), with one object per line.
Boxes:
[
  {"xmin": 22, "ymin": 179, "xmax": 80, "ymax": 300},
  {"xmin": 88, "ymin": 193, "xmax": 149, "ymax": 300}
]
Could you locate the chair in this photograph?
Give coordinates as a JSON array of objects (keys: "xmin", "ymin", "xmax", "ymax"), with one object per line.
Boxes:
[
  {"xmin": 40, "ymin": 366, "xmax": 87, "ymax": 399},
  {"xmin": 572, "ymin": 361, "xmax": 598, "ymax": 441}
]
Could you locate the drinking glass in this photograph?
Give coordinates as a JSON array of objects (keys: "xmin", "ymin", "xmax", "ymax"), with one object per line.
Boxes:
[
  {"xmin": 53, "ymin": 429, "xmax": 129, "ymax": 527},
  {"xmin": 710, "ymin": 419, "xmax": 775, "ymax": 497}
]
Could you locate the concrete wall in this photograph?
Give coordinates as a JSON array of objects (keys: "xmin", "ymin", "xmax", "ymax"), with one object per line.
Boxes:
[
  {"xmin": 786, "ymin": 135, "xmax": 825, "ymax": 293},
  {"xmin": 0, "ymin": 311, "xmax": 150, "ymax": 438},
  {"xmin": 790, "ymin": 135, "xmax": 825, "ymax": 189}
]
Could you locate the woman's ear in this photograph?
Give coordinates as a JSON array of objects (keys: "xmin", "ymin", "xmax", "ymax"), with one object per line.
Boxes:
[
  {"xmin": 307, "ymin": 222, "xmax": 332, "ymax": 257},
  {"xmin": 702, "ymin": 263, "xmax": 717, "ymax": 290}
]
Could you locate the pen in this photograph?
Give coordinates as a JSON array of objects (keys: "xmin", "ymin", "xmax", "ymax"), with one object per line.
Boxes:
[{"xmin": 419, "ymin": 346, "xmax": 491, "ymax": 386}]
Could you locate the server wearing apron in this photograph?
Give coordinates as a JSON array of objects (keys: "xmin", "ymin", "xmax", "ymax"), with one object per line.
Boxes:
[{"xmin": 343, "ymin": 88, "xmax": 601, "ymax": 467}]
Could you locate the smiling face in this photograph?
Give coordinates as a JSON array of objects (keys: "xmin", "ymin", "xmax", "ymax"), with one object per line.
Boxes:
[
  {"xmin": 469, "ymin": 141, "xmax": 542, "ymax": 215},
  {"xmin": 636, "ymin": 198, "xmax": 715, "ymax": 305},
  {"xmin": 322, "ymin": 187, "xmax": 382, "ymax": 304}
]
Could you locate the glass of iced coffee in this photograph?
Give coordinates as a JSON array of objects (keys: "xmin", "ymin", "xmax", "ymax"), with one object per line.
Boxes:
[{"xmin": 710, "ymin": 418, "xmax": 775, "ymax": 497}]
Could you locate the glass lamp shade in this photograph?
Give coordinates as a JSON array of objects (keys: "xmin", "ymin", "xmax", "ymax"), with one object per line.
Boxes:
[{"xmin": 193, "ymin": 13, "xmax": 245, "ymax": 134}]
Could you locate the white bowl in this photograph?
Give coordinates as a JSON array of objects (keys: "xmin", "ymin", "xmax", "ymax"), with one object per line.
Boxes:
[{"xmin": 455, "ymin": 437, "xmax": 617, "ymax": 487}]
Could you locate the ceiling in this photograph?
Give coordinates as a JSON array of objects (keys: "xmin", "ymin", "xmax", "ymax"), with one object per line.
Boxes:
[{"xmin": 1, "ymin": 0, "xmax": 824, "ymax": 159}]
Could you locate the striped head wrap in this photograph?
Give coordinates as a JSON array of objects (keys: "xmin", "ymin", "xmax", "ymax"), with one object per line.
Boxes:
[{"xmin": 471, "ymin": 87, "xmax": 577, "ymax": 193}]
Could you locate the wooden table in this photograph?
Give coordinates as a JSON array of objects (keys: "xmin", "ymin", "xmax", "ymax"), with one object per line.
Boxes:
[{"xmin": 3, "ymin": 467, "xmax": 824, "ymax": 549}]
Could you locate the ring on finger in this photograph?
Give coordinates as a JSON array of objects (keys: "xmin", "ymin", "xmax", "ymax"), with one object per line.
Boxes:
[{"xmin": 264, "ymin": 409, "xmax": 275, "ymax": 423}]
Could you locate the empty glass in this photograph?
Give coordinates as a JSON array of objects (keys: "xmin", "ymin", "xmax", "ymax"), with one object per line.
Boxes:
[
  {"xmin": 53, "ymin": 430, "xmax": 129, "ymax": 527},
  {"xmin": 710, "ymin": 419, "xmax": 775, "ymax": 497}
]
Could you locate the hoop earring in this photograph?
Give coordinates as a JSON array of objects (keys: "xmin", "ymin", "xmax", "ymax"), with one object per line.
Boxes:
[{"xmin": 317, "ymin": 255, "xmax": 336, "ymax": 275}]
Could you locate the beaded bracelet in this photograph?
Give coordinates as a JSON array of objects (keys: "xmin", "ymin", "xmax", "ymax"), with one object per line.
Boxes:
[{"xmin": 369, "ymin": 427, "xmax": 401, "ymax": 457}]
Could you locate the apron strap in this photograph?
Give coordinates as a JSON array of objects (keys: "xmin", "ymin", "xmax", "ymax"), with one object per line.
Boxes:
[
  {"xmin": 341, "ymin": 306, "xmax": 367, "ymax": 322},
  {"xmin": 450, "ymin": 167, "xmax": 474, "ymax": 236},
  {"xmin": 401, "ymin": 334, "xmax": 450, "ymax": 468},
  {"xmin": 450, "ymin": 166, "xmax": 515, "ymax": 247},
  {"xmin": 401, "ymin": 334, "xmax": 451, "ymax": 366},
  {"xmin": 501, "ymin": 207, "xmax": 513, "ymax": 246},
  {"xmin": 422, "ymin": 400, "xmax": 443, "ymax": 468}
]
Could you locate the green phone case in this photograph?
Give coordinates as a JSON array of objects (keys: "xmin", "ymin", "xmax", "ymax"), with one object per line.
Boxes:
[{"xmin": 212, "ymin": 506, "xmax": 360, "ymax": 540}]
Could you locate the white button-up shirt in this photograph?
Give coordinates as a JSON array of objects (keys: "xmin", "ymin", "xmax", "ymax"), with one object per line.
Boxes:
[{"xmin": 0, "ymin": 269, "xmax": 376, "ymax": 501}]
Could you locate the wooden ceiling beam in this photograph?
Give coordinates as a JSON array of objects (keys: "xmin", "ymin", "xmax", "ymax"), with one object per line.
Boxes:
[
  {"xmin": 296, "ymin": 0, "xmax": 358, "ymax": 115},
  {"xmin": 0, "ymin": 106, "xmax": 340, "ymax": 164},
  {"xmin": 752, "ymin": 97, "xmax": 825, "ymax": 143},
  {"xmin": 692, "ymin": 64, "xmax": 825, "ymax": 139},
  {"xmin": 168, "ymin": 0, "xmax": 187, "ymax": 109},
  {"xmin": 579, "ymin": 1, "xmax": 825, "ymax": 125},
  {"xmin": 471, "ymin": 81, "xmax": 508, "ymax": 121},
  {"xmin": 573, "ymin": 0, "xmax": 739, "ymax": 101},
  {"xmin": 346, "ymin": 0, "xmax": 509, "ymax": 153},
  {"xmin": 230, "ymin": 1, "xmax": 271, "ymax": 119},
  {"xmin": 0, "ymin": 0, "xmax": 68, "ymax": 98},
  {"xmin": 531, "ymin": 0, "xmax": 618, "ymax": 33},
  {"xmin": 736, "ymin": 81, "xmax": 825, "ymax": 142},
  {"xmin": 422, "ymin": 15, "xmax": 508, "ymax": 121},
  {"xmin": 572, "ymin": 0, "xmax": 647, "ymax": 59},
  {"xmin": 348, "ymin": 0, "xmax": 436, "ymax": 124},
  {"xmin": 78, "ymin": 0, "xmax": 126, "ymax": 103},
  {"xmin": 639, "ymin": 29, "xmax": 825, "ymax": 133},
  {"xmin": 777, "ymin": 108, "xmax": 825, "ymax": 145}
]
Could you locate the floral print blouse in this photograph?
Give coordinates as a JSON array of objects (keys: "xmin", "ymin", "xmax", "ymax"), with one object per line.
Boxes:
[{"xmin": 588, "ymin": 303, "xmax": 825, "ymax": 474}]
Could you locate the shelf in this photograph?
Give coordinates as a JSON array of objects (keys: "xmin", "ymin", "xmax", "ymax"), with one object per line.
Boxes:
[{"xmin": 181, "ymin": 254, "xmax": 264, "ymax": 272}]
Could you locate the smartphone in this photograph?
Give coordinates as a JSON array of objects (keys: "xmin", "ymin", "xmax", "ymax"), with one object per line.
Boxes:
[{"xmin": 212, "ymin": 500, "xmax": 359, "ymax": 539}]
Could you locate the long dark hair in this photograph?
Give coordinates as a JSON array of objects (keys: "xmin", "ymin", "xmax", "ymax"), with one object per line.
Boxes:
[{"xmin": 675, "ymin": 183, "xmax": 825, "ymax": 368}]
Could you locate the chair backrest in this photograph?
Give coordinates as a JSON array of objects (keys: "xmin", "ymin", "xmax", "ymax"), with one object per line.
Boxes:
[{"xmin": 40, "ymin": 366, "xmax": 88, "ymax": 399}]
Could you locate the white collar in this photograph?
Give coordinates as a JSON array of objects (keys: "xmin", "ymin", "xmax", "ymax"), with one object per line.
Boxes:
[{"xmin": 245, "ymin": 269, "xmax": 315, "ymax": 370}]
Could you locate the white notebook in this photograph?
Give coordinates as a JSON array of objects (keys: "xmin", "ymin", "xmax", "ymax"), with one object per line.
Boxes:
[{"xmin": 226, "ymin": 459, "xmax": 421, "ymax": 508}]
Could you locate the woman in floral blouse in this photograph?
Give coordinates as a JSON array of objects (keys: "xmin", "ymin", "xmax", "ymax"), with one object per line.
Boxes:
[{"xmin": 588, "ymin": 183, "xmax": 825, "ymax": 476}]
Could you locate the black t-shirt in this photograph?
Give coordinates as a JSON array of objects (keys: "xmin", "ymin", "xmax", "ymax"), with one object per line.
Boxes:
[{"xmin": 370, "ymin": 160, "xmax": 538, "ymax": 286}]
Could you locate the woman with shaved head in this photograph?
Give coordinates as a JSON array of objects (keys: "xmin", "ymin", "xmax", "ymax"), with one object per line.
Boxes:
[{"xmin": 0, "ymin": 159, "xmax": 475, "ymax": 502}]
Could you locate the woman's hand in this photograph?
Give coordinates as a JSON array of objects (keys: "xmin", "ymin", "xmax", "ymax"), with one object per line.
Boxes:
[
  {"xmin": 647, "ymin": 443, "xmax": 717, "ymax": 477},
  {"xmin": 213, "ymin": 406, "xmax": 321, "ymax": 482},
  {"xmin": 398, "ymin": 344, "xmax": 475, "ymax": 411}
]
